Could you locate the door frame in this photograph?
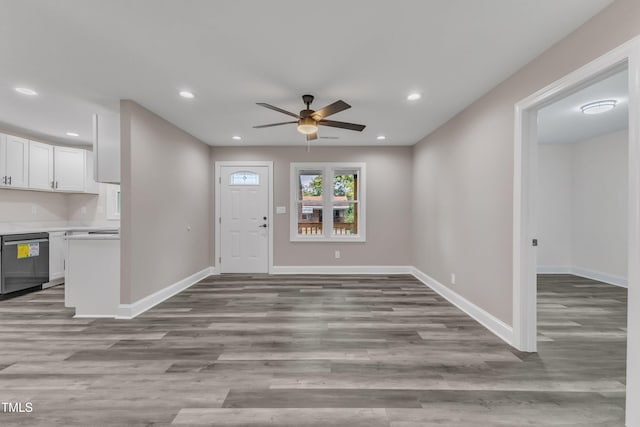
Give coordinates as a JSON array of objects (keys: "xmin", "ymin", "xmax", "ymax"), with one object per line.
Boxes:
[
  {"xmin": 214, "ymin": 161, "xmax": 274, "ymax": 274},
  {"xmin": 513, "ymin": 36, "xmax": 640, "ymax": 424}
]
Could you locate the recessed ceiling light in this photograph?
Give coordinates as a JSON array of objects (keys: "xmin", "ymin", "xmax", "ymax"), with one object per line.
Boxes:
[
  {"xmin": 66, "ymin": 132, "xmax": 79, "ymax": 137},
  {"xmin": 232, "ymin": 135, "xmax": 242, "ymax": 140},
  {"xmin": 376, "ymin": 135, "xmax": 386, "ymax": 140},
  {"xmin": 407, "ymin": 93, "xmax": 421, "ymax": 101},
  {"xmin": 580, "ymin": 99, "xmax": 617, "ymax": 115},
  {"xmin": 179, "ymin": 91, "xmax": 195, "ymax": 99},
  {"xmin": 15, "ymin": 87, "xmax": 38, "ymax": 96}
]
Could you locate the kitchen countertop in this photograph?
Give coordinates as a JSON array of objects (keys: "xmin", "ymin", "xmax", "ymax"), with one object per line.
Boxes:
[
  {"xmin": 0, "ymin": 223, "xmax": 120, "ymax": 236},
  {"xmin": 66, "ymin": 234, "xmax": 120, "ymax": 241}
]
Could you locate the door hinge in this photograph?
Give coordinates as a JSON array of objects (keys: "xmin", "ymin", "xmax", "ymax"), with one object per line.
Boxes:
[
  {"xmin": 218, "ymin": 257, "xmax": 221, "ymax": 263},
  {"xmin": 218, "ymin": 217, "xmax": 221, "ymax": 224},
  {"xmin": 532, "ymin": 238, "xmax": 538, "ymax": 247},
  {"xmin": 218, "ymin": 176, "xmax": 221, "ymax": 184}
]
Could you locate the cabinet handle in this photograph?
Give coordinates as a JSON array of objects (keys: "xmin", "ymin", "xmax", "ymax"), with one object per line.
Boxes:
[
  {"xmin": 1, "ymin": 176, "xmax": 5, "ymax": 184},
  {"xmin": 8, "ymin": 176, "xmax": 11, "ymax": 185},
  {"xmin": 51, "ymin": 181, "xmax": 54, "ymax": 189},
  {"xmin": 55, "ymin": 181, "xmax": 58, "ymax": 189}
]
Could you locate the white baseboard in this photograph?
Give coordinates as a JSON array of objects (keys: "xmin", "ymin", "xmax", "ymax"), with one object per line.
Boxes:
[
  {"xmin": 537, "ymin": 265, "xmax": 627, "ymax": 288},
  {"xmin": 537, "ymin": 265, "xmax": 572, "ymax": 274},
  {"xmin": 116, "ymin": 266, "xmax": 216, "ymax": 319},
  {"xmin": 270, "ymin": 265, "xmax": 413, "ymax": 275},
  {"xmin": 411, "ymin": 267, "xmax": 515, "ymax": 346}
]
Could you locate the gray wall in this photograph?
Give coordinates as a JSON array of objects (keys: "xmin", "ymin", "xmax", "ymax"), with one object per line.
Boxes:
[
  {"xmin": 120, "ymin": 100, "xmax": 212, "ymax": 304},
  {"xmin": 538, "ymin": 130, "xmax": 628, "ymax": 280},
  {"xmin": 211, "ymin": 146, "xmax": 412, "ymax": 267},
  {"xmin": 411, "ymin": 0, "xmax": 640, "ymax": 325}
]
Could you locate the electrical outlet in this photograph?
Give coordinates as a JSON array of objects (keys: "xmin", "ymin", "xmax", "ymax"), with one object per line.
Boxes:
[
  {"xmin": 451, "ymin": 273, "xmax": 456, "ymax": 285},
  {"xmin": 334, "ymin": 250, "xmax": 341, "ymax": 259}
]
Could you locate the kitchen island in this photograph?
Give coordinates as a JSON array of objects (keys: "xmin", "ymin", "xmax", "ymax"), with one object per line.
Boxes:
[{"xmin": 65, "ymin": 232, "xmax": 120, "ymax": 317}]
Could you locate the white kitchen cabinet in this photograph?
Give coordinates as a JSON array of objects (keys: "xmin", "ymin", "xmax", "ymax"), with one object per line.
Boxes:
[
  {"xmin": 49, "ymin": 231, "xmax": 66, "ymax": 282},
  {"xmin": 28, "ymin": 140, "xmax": 55, "ymax": 190},
  {"xmin": 53, "ymin": 146, "xmax": 85, "ymax": 192},
  {"xmin": 92, "ymin": 113, "xmax": 120, "ymax": 184},
  {"xmin": 84, "ymin": 151, "xmax": 100, "ymax": 194},
  {"xmin": 0, "ymin": 134, "xmax": 29, "ymax": 189}
]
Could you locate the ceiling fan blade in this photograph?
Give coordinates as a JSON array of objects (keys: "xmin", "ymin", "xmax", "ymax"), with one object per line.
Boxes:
[
  {"xmin": 256, "ymin": 103, "xmax": 300, "ymax": 119},
  {"xmin": 311, "ymin": 100, "xmax": 351, "ymax": 120},
  {"xmin": 306, "ymin": 132, "xmax": 318, "ymax": 141},
  {"xmin": 318, "ymin": 120, "xmax": 366, "ymax": 132},
  {"xmin": 253, "ymin": 121, "xmax": 297, "ymax": 128}
]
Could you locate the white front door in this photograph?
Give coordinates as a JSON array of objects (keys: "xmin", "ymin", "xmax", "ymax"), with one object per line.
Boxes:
[{"xmin": 220, "ymin": 166, "xmax": 269, "ymax": 273}]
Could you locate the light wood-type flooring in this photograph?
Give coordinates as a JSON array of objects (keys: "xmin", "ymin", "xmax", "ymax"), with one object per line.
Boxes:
[{"xmin": 0, "ymin": 274, "xmax": 627, "ymax": 426}]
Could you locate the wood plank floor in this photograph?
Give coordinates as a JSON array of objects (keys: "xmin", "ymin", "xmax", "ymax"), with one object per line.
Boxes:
[{"xmin": 0, "ymin": 274, "xmax": 627, "ymax": 426}]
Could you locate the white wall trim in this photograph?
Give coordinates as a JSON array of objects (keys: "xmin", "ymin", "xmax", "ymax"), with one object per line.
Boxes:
[
  {"xmin": 116, "ymin": 266, "xmax": 216, "ymax": 319},
  {"xmin": 514, "ymin": 35, "xmax": 640, "ymax": 426},
  {"xmin": 536, "ymin": 265, "xmax": 572, "ymax": 274},
  {"xmin": 271, "ymin": 265, "xmax": 412, "ymax": 275},
  {"xmin": 411, "ymin": 268, "xmax": 515, "ymax": 347},
  {"xmin": 537, "ymin": 265, "xmax": 628, "ymax": 288}
]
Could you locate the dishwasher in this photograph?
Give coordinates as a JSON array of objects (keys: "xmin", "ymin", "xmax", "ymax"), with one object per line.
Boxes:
[{"xmin": 0, "ymin": 233, "xmax": 50, "ymax": 297}]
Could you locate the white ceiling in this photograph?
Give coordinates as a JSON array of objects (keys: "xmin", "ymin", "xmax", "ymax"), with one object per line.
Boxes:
[
  {"xmin": 0, "ymin": 0, "xmax": 613, "ymax": 147},
  {"xmin": 538, "ymin": 69, "xmax": 628, "ymax": 144}
]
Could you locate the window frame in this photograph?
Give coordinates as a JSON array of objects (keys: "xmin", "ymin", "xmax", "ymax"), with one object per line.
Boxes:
[
  {"xmin": 290, "ymin": 162, "xmax": 366, "ymax": 242},
  {"xmin": 106, "ymin": 184, "xmax": 121, "ymax": 221}
]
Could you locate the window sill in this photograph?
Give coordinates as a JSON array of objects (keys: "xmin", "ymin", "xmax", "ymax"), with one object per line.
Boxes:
[{"xmin": 290, "ymin": 236, "xmax": 366, "ymax": 243}]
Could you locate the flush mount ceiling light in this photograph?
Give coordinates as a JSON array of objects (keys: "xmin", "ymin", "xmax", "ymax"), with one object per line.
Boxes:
[
  {"xmin": 232, "ymin": 135, "xmax": 242, "ymax": 140},
  {"xmin": 580, "ymin": 99, "xmax": 617, "ymax": 115},
  {"xmin": 15, "ymin": 87, "xmax": 38, "ymax": 96},
  {"xmin": 66, "ymin": 132, "xmax": 79, "ymax": 137},
  {"xmin": 179, "ymin": 90, "xmax": 194, "ymax": 99},
  {"xmin": 407, "ymin": 92, "xmax": 421, "ymax": 101},
  {"xmin": 376, "ymin": 135, "xmax": 386, "ymax": 140}
]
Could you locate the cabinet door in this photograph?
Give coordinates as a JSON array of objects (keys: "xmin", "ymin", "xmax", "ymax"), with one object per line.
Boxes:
[
  {"xmin": 49, "ymin": 232, "xmax": 66, "ymax": 281},
  {"xmin": 3, "ymin": 135, "xmax": 29, "ymax": 188},
  {"xmin": 54, "ymin": 146, "xmax": 85, "ymax": 192},
  {"xmin": 93, "ymin": 113, "xmax": 120, "ymax": 184},
  {"xmin": 84, "ymin": 150, "xmax": 100, "ymax": 194},
  {"xmin": 29, "ymin": 141, "xmax": 54, "ymax": 191}
]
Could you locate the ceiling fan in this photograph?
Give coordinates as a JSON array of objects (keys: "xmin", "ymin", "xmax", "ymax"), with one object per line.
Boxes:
[{"xmin": 253, "ymin": 94, "xmax": 366, "ymax": 141}]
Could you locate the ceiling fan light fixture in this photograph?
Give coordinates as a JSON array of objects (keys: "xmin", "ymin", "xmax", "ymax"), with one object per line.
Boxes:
[
  {"xmin": 297, "ymin": 117, "xmax": 318, "ymax": 135},
  {"xmin": 580, "ymin": 99, "xmax": 617, "ymax": 115}
]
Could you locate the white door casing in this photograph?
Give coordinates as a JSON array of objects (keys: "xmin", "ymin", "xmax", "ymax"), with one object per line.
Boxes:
[
  {"xmin": 514, "ymin": 35, "xmax": 640, "ymax": 427},
  {"xmin": 218, "ymin": 164, "xmax": 271, "ymax": 273}
]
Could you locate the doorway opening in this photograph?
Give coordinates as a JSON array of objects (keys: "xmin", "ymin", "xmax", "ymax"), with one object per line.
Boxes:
[{"xmin": 513, "ymin": 36, "xmax": 640, "ymax": 425}]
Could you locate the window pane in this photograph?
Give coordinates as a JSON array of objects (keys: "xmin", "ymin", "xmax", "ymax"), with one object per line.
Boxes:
[
  {"xmin": 333, "ymin": 202, "xmax": 357, "ymax": 235},
  {"xmin": 229, "ymin": 171, "xmax": 259, "ymax": 185},
  {"xmin": 298, "ymin": 203, "xmax": 323, "ymax": 235},
  {"xmin": 333, "ymin": 171, "xmax": 358, "ymax": 200},
  {"xmin": 298, "ymin": 171, "xmax": 322, "ymax": 200}
]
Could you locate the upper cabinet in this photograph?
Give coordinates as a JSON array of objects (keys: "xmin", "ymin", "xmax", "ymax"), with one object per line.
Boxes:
[
  {"xmin": 93, "ymin": 113, "xmax": 120, "ymax": 184},
  {"xmin": 28, "ymin": 140, "xmax": 54, "ymax": 190},
  {"xmin": 53, "ymin": 146, "xmax": 85, "ymax": 192},
  {"xmin": 1, "ymin": 133, "xmax": 97, "ymax": 194},
  {"xmin": 0, "ymin": 134, "xmax": 29, "ymax": 189}
]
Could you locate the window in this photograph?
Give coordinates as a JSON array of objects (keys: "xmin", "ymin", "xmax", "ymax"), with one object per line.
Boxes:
[
  {"xmin": 106, "ymin": 184, "xmax": 121, "ymax": 220},
  {"xmin": 229, "ymin": 171, "xmax": 259, "ymax": 185},
  {"xmin": 290, "ymin": 163, "xmax": 365, "ymax": 242}
]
